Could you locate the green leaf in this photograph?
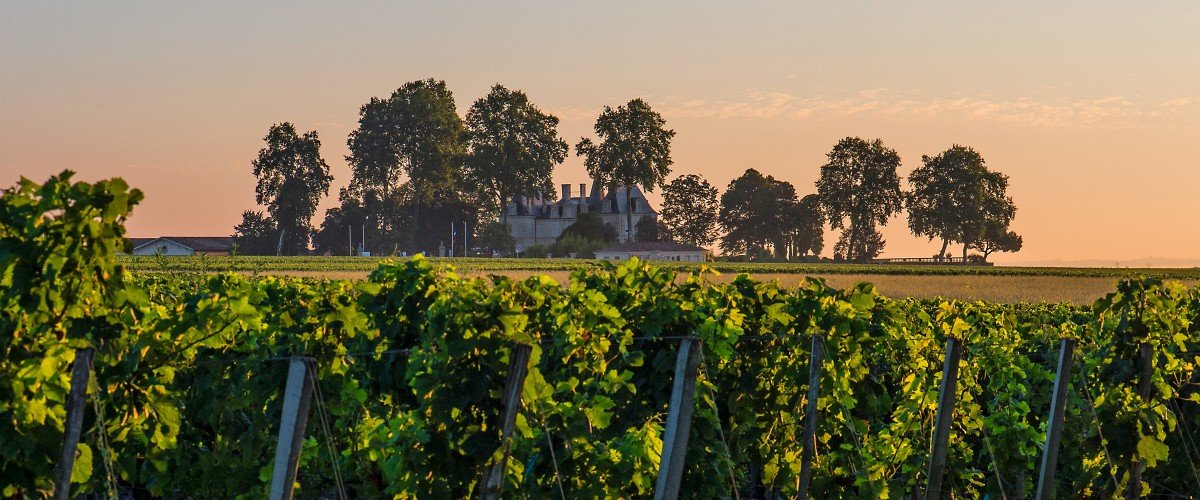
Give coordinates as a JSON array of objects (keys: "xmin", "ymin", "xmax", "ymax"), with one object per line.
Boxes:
[
  {"xmin": 1137, "ymin": 435, "xmax": 1169, "ymax": 467},
  {"xmin": 71, "ymin": 443, "xmax": 93, "ymax": 484}
]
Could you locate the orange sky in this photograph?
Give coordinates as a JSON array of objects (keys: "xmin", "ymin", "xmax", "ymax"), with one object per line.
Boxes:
[{"xmin": 3, "ymin": 2, "xmax": 1199, "ymax": 264}]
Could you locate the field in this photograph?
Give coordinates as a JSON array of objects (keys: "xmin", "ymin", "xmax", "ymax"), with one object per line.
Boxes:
[{"xmin": 120, "ymin": 255, "xmax": 1200, "ymax": 304}]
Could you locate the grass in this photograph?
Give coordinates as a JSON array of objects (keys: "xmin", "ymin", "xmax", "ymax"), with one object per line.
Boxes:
[
  {"xmin": 119, "ymin": 255, "xmax": 1200, "ymax": 279},
  {"xmin": 120, "ymin": 255, "xmax": 1196, "ymax": 304}
]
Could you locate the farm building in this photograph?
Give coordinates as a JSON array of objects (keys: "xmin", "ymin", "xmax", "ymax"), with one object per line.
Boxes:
[
  {"xmin": 128, "ymin": 236, "xmax": 234, "ymax": 256},
  {"xmin": 595, "ymin": 241, "xmax": 707, "ymax": 262},
  {"xmin": 505, "ymin": 182, "xmax": 657, "ymax": 251}
]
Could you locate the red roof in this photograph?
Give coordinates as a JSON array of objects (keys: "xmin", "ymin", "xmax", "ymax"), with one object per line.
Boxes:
[{"xmin": 132, "ymin": 236, "xmax": 234, "ymax": 252}]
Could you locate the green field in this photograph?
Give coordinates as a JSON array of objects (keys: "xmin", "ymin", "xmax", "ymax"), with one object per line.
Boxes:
[{"xmin": 117, "ymin": 254, "xmax": 1200, "ymax": 279}]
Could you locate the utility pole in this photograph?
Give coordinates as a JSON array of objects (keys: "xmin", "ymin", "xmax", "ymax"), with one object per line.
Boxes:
[
  {"xmin": 450, "ymin": 222, "xmax": 456, "ymax": 257},
  {"xmin": 463, "ymin": 221, "xmax": 469, "ymax": 257},
  {"xmin": 348, "ymin": 226, "xmax": 353, "ymax": 256},
  {"xmin": 361, "ymin": 225, "xmax": 366, "ymax": 255}
]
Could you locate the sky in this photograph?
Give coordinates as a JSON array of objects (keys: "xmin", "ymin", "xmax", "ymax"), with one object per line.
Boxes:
[{"xmin": 3, "ymin": 1, "xmax": 1199, "ymax": 265}]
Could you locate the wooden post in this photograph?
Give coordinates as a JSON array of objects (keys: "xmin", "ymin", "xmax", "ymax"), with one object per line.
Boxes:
[
  {"xmin": 654, "ymin": 337, "xmax": 702, "ymax": 500},
  {"xmin": 480, "ymin": 343, "xmax": 533, "ymax": 500},
  {"xmin": 269, "ymin": 357, "xmax": 316, "ymax": 500},
  {"xmin": 53, "ymin": 347, "xmax": 94, "ymax": 500},
  {"xmin": 798, "ymin": 333, "xmax": 825, "ymax": 500},
  {"xmin": 1126, "ymin": 342, "xmax": 1154, "ymax": 499},
  {"xmin": 1035, "ymin": 338, "xmax": 1075, "ymax": 500},
  {"xmin": 924, "ymin": 337, "xmax": 963, "ymax": 500}
]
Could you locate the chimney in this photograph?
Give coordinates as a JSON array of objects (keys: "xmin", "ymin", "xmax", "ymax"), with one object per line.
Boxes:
[
  {"xmin": 579, "ymin": 183, "xmax": 586, "ymax": 212},
  {"xmin": 561, "ymin": 183, "xmax": 571, "ymax": 201}
]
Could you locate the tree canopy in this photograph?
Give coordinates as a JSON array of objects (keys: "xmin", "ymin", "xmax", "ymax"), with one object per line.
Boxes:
[
  {"xmin": 465, "ymin": 84, "xmax": 568, "ymax": 220},
  {"xmin": 784, "ymin": 194, "xmax": 825, "ymax": 259},
  {"xmin": 245, "ymin": 122, "xmax": 332, "ymax": 255},
  {"xmin": 633, "ymin": 216, "xmax": 665, "ymax": 243},
  {"xmin": 232, "ymin": 210, "xmax": 277, "ymax": 256},
  {"xmin": 335, "ymin": 79, "xmax": 472, "ymax": 255},
  {"xmin": 559, "ymin": 211, "xmax": 619, "ymax": 244},
  {"xmin": 906, "ymin": 145, "xmax": 1018, "ymax": 260},
  {"xmin": 660, "ymin": 174, "xmax": 718, "ymax": 248},
  {"xmin": 346, "ymin": 79, "xmax": 465, "ymax": 205},
  {"xmin": 816, "ymin": 137, "xmax": 903, "ymax": 261},
  {"xmin": 576, "ymin": 99, "xmax": 675, "ymax": 241},
  {"xmin": 718, "ymin": 169, "xmax": 812, "ymax": 259}
]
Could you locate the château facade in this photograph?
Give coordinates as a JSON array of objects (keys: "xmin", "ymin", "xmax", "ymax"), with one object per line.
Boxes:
[{"xmin": 505, "ymin": 182, "xmax": 657, "ymax": 251}]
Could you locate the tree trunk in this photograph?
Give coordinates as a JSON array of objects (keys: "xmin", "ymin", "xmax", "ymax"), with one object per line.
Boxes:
[
  {"xmin": 625, "ymin": 185, "xmax": 634, "ymax": 242},
  {"xmin": 962, "ymin": 242, "xmax": 969, "ymax": 263},
  {"xmin": 499, "ymin": 191, "xmax": 508, "ymax": 226},
  {"xmin": 939, "ymin": 238, "xmax": 950, "ymax": 261}
]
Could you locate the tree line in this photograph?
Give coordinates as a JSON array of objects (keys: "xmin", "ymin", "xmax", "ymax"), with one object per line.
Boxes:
[{"xmin": 233, "ymin": 77, "xmax": 1021, "ymax": 262}]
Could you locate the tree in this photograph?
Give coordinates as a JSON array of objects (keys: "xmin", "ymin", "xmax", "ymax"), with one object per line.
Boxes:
[
  {"xmin": 575, "ymin": 99, "xmax": 675, "ymax": 241},
  {"xmin": 906, "ymin": 145, "xmax": 1017, "ymax": 261},
  {"xmin": 474, "ymin": 221, "xmax": 517, "ymax": 257},
  {"xmin": 833, "ymin": 226, "xmax": 885, "ymax": 261},
  {"xmin": 465, "ymin": 85, "xmax": 568, "ymax": 221},
  {"xmin": 972, "ymin": 222, "xmax": 1023, "ymax": 261},
  {"xmin": 784, "ymin": 194, "xmax": 825, "ymax": 259},
  {"xmin": 660, "ymin": 174, "xmax": 719, "ymax": 248},
  {"xmin": 816, "ymin": 137, "xmax": 903, "ymax": 261},
  {"xmin": 248, "ymin": 123, "xmax": 332, "ymax": 255},
  {"xmin": 559, "ymin": 211, "xmax": 619, "ymax": 244},
  {"xmin": 341, "ymin": 79, "xmax": 472, "ymax": 254},
  {"xmin": 232, "ymin": 210, "xmax": 277, "ymax": 256},
  {"xmin": 633, "ymin": 216, "xmax": 665, "ymax": 242},
  {"xmin": 718, "ymin": 169, "xmax": 801, "ymax": 259}
]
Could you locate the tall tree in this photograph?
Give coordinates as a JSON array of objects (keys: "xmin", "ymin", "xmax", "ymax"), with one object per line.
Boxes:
[
  {"xmin": 660, "ymin": 173, "xmax": 719, "ymax": 248},
  {"xmin": 906, "ymin": 145, "xmax": 1017, "ymax": 260},
  {"xmin": 248, "ymin": 122, "xmax": 332, "ymax": 255},
  {"xmin": 719, "ymin": 169, "xmax": 800, "ymax": 259},
  {"xmin": 784, "ymin": 194, "xmax": 825, "ymax": 259},
  {"xmin": 465, "ymin": 84, "xmax": 568, "ymax": 221},
  {"xmin": 575, "ymin": 99, "xmax": 675, "ymax": 241},
  {"xmin": 347, "ymin": 79, "xmax": 465, "ymax": 206},
  {"xmin": 341, "ymin": 79, "xmax": 469, "ymax": 254},
  {"xmin": 816, "ymin": 137, "xmax": 903, "ymax": 261}
]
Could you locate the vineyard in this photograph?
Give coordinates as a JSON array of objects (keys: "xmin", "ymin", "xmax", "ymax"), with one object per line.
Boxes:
[
  {"xmin": 5, "ymin": 174, "xmax": 1200, "ymax": 498},
  {"xmin": 119, "ymin": 254, "xmax": 1200, "ymax": 280}
]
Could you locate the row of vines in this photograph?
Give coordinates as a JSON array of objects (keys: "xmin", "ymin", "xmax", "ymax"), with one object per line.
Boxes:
[
  {"xmin": 118, "ymin": 254, "xmax": 1200, "ymax": 280},
  {"xmin": 4, "ymin": 173, "xmax": 1200, "ymax": 498}
]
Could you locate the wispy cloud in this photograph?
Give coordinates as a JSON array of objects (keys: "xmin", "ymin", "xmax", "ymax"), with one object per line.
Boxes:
[{"xmin": 642, "ymin": 89, "xmax": 1198, "ymax": 129}]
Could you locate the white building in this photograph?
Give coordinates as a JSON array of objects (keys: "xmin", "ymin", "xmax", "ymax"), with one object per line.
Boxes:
[
  {"xmin": 505, "ymin": 182, "xmax": 657, "ymax": 250},
  {"xmin": 129, "ymin": 237, "xmax": 234, "ymax": 256},
  {"xmin": 595, "ymin": 241, "xmax": 708, "ymax": 262}
]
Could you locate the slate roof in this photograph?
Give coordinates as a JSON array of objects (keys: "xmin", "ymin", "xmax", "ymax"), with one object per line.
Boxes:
[
  {"xmin": 132, "ymin": 236, "xmax": 234, "ymax": 252},
  {"xmin": 597, "ymin": 241, "xmax": 706, "ymax": 253}
]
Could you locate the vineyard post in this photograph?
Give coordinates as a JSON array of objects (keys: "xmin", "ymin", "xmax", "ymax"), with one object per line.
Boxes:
[
  {"xmin": 925, "ymin": 336, "xmax": 963, "ymax": 500},
  {"xmin": 1035, "ymin": 338, "xmax": 1075, "ymax": 500},
  {"xmin": 1127, "ymin": 342, "xmax": 1154, "ymax": 498},
  {"xmin": 269, "ymin": 357, "xmax": 316, "ymax": 500},
  {"xmin": 798, "ymin": 333, "xmax": 825, "ymax": 500},
  {"xmin": 53, "ymin": 347, "xmax": 94, "ymax": 500},
  {"xmin": 654, "ymin": 336, "xmax": 702, "ymax": 500},
  {"xmin": 480, "ymin": 343, "xmax": 533, "ymax": 500}
]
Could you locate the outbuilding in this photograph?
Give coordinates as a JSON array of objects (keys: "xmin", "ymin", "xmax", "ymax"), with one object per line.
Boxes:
[
  {"xmin": 594, "ymin": 241, "xmax": 707, "ymax": 262},
  {"xmin": 129, "ymin": 236, "xmax": 235, "ymax": 256}
]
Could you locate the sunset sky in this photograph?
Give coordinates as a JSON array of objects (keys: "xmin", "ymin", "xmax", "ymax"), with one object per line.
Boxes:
[{"xmin": 3, "ymin": 2, "xmax": 1199, "ymax": 264}]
